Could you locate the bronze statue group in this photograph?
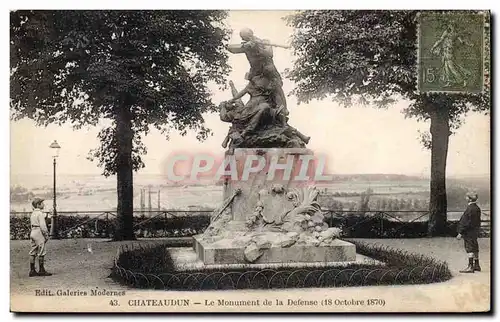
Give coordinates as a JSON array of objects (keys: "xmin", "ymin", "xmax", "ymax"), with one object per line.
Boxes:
[{"xmin": 220, "ymin": 28, "xmax": 309, "ymax": 151}]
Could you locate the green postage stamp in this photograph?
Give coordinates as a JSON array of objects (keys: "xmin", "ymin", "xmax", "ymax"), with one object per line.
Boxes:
[{"xmin": 418, "ymin": 12, "xmax": 486, "ymax": 93}]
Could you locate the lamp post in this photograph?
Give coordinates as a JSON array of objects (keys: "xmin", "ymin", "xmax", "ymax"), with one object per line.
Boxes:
[{"xmin": 49, "ymin": 140, "xmax": 61, "ymax": 239}]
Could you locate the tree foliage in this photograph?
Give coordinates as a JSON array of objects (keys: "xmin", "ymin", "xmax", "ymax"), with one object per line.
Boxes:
[
  {"xmin": 286, "ymin": 10, "xmax": 490, "ymax": 131},
  {"xmin": 10, "ymin": 10, "xmax": 231, "ymax": 175},
  {"xmin": 286, "ymin": 10, "xmax": 490, "ymax": 236}
]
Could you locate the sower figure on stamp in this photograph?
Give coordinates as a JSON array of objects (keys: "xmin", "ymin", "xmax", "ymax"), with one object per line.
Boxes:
[
  {"xmin": 29, "ymin": 197, "xmax": 52, "ymax": 277},
  {"xmin": 456, "ymin": 192, "xmax": 482, "ymax": 273},
  {"xmin": 430, "ymin": 23, "xmax": 473, "ymax": 87}
]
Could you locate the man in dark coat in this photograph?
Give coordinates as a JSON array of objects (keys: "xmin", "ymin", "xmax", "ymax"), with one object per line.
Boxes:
[{"xmin": 456, "ymin": 192, "xmax": 482, "ymax": 273}]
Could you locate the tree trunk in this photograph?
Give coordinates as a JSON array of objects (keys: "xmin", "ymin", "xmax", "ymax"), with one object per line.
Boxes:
[
  {"xmin": 114, "ymin": 105, "xmax": 136, "ymax": 241},
  {"xmin": 428, "ymin": 104, "xmax": 450, "ymax": 237}
]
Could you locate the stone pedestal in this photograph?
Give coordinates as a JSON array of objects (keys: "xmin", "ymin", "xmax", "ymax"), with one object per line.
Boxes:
[
  {"xmin": 194, "ymin": 233, "xmax": 356, "ymax": 265},
  {"xmin": 223, "ymin": 148, "xmax": 315, "ymax": 222},
  {"xmin": 194, "ymin": 148, "xmax": 356, "ymax": 265}
]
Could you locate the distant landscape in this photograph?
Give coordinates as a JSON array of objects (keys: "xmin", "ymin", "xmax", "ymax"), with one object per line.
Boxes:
[{"xmin": 10, "ymin": 173, "xmax": 490, "ymax": 221}]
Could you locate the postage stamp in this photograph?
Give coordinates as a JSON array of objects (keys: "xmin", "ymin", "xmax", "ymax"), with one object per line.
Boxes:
[
  {"xmin": 9, "ymin": 9, "xmax": 491, "ymax": 313},
  {"xmin": 417, "ymin": 12, "xmax": 486, "ymax": 93}
]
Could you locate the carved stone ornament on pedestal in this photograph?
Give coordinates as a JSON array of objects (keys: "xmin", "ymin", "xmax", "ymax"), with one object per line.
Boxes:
[
  {"xmin": 194, "ymin": 161, "xmax": 355, "ymax": 265},
  {"xmin": 241, "ymin": 185, "xmax": 344, "ymax": 263}
]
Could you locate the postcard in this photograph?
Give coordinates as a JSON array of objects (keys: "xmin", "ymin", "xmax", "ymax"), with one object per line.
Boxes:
[{"xmin": 9, "ymin": 9, "xmax": 491, "ymax": 313}]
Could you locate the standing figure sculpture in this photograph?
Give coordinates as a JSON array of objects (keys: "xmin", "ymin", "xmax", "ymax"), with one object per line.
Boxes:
[
  {"xmin": 228, "ymin": 28, "xmax": 288, "ymax": 121},
  {"xmin": 220, "ymin": 27, "xmax": 310, "ymax": 151}
]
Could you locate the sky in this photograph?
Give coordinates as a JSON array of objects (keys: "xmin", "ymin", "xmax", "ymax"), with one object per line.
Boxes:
[{"xmin": 9, "ymin": 11, "xmax": 491, "ymax": 178}]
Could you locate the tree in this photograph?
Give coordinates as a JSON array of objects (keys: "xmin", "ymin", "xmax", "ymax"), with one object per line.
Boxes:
[
  {"xmin": 413, "ymin": 199, "xmax": 421, "ymax": 210},
  {"xmin": 286, "ymin": 10, "xmax": 490, "ymax": 236},
  {"xmin": 399, "ymin": 198, "xmax": 407, "ymax": 210},
  {"xmin": 10, "ymin": 10, "xmax": 231, "ymax": 240},
  {"xmin": 380, "ymin": 198, "xmax": 387, "ymax": 210}
]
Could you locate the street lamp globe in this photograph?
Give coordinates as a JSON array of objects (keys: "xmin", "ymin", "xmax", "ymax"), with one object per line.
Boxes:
[{"xmin": 49, "ymin": 140, "xmax": 61, "ymax": 158}]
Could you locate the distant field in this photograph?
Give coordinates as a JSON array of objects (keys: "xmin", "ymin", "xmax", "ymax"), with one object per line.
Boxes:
[
  {"xmin": 10, "ymin": 185, "xmax": 223, "ymax": 212},
  {"xmin": 10, "ymin": 174, "xmax": 490, "ymax": 215}
]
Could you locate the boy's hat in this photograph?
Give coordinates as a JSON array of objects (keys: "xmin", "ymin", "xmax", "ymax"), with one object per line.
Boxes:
[
  {"xmin": 466, "ymin": 192, "xmax": 478, "ymax": 202},
  {"xmin": 32, "ymin": 197, "xmax": 45, "ymax": 209}
]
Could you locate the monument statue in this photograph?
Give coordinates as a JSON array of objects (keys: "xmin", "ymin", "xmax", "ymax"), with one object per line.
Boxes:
[
  {"xmin": 193, "ymin": 27, "xmax": 353, "ymax": 266},
  {"xmin": 229, "ymin": 27, "xmax": 287, "ymax": 111},
  {"xmin": 220, "ymin": 28, "xmax": 310, "ymax": 151}
]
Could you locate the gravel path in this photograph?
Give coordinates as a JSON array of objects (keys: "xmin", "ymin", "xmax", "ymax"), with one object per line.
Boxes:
[
  {"xmin": 10, "ymin": 237, "xmax": 490, "ymax": 312},
  {"xmin": 11, "ymin": 237, "xmax": 490, "ymax": 294},
  {"xmin": 10, "ymin": 239, "xmax": 130, "ymax": 295},
  {"xmin": 346, "ymin": 237, "xmax": 491, "ymax": 275}
]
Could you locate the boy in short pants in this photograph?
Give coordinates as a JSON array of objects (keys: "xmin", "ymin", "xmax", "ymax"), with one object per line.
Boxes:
[{"xmin": 29, "ymin": 197, "xmax": 52, "ymax": 277}]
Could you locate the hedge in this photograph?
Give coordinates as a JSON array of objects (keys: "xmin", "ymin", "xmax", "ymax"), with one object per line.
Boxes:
[
  {"xmin": 323, "ymin": 212, "xmax": 489, "ymax": 238},
  {"xmin": 10, "ymin": 213, "xmax": 211, "ymax": 240},
  {"xmin": 10, "ymin": 211, "xmax": 489, "ymax": 240}
]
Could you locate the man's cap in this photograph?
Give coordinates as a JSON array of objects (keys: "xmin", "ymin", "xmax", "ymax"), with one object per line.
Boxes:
[
  {"xmin": 32, "ymin": 197, "xmax": 45, "ymax": 208},
  {"xmin": 466, "ymin": 192, "xmax": 478, "ymax": 202}
]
